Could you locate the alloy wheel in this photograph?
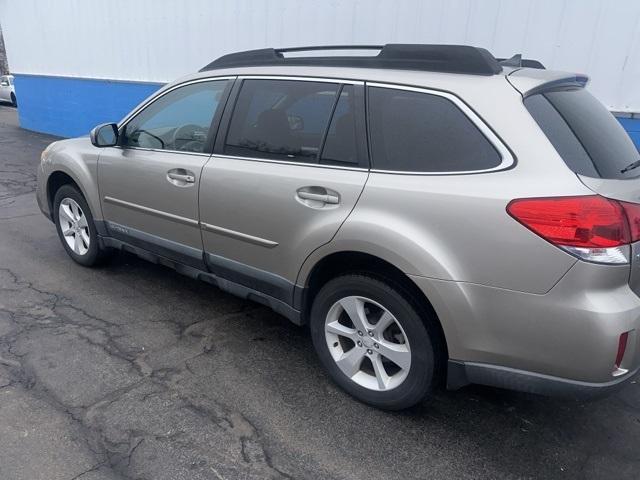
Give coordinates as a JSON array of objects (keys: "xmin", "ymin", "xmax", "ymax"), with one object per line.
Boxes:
[
  {"xmin": 58, "ymin": 198, "xmax": 90, "ymax": 256},
  {"xmin": 324, "ymin": 295, "xmax": 411, "ymax": 391}
]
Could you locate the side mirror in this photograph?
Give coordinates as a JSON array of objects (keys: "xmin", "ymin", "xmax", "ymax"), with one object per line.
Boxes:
[
  {"xmin": 90, "ymin": 123, "xmax": 119, "ymax": 147},
  {"xmin": 0, "ymin": 81, "xmax": 9, "ymax": 87}
]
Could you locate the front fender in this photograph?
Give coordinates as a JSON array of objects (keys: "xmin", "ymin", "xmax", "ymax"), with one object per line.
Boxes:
[{"xmin": 43, "ymin": 137, "xmax": 103, "ymax": 221}]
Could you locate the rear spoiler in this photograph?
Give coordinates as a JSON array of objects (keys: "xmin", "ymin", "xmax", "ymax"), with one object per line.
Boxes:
[{"xmin": 507, "ymin": 69, "xmax": 589, "ymax": 98}]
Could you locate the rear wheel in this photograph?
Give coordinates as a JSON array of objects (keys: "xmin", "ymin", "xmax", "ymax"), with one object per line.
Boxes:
[
  {"xmin": 10, "ymin": 93, "xmax": 16, "ymax": 107},
  {"xmin": 53, "ymin": 185, "xmax": 109, "ymax": 266},
  {"xmin": 310, "ymin": 274, "xmax": 438, "ymax": 410}
]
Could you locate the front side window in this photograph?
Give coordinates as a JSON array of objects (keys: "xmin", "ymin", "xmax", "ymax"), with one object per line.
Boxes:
[
  {"xmin": 368, "ymin": 86, "xmax": 501, "ymax": 172},
  {"xmin": 225, "ymin": 79, "xmax": 340, "ymax": 163},
  {"xmin": 122, "ymin": 80, "xmax": 228, "ymax": 153}
]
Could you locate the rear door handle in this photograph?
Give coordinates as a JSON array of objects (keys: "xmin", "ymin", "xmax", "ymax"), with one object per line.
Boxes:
[
  {"xmin": 296, "ymin": 187, "xmax": 340, "ymax": 206},
  {"xmin": 297, "ymin": 191, "xmax": 339, "ymax": 204},
  {"xmin": 167, "ymin": 169, "xmax": 195, "ymax": 185},
  {"xmin": 168, "ymin": 172, "xmax": 195, "ymax": 183}
]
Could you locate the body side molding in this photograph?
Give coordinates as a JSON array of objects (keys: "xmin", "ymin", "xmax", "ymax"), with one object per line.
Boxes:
[
  {"xmin": 103, "ymin": 196, "xmax": 199, "ymax": 227},
  {"xmin": 200, "ymin": 222, "xmax": 278, "ymax": 248}
]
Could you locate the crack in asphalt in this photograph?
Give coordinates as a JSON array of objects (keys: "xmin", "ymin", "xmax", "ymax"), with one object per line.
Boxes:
[
  {"xmin": 0, "ymin": 167, "xmax": 37, "ymax": 207},
  {"xmin": 0, "ymin": 266, "xmax": 295, "ymax": 479}
]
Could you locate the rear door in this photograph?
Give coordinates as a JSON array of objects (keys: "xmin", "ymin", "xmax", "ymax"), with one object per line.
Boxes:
[{"xmin": 199, "ymin": 77, "xmax": 368, "ymax": 303}]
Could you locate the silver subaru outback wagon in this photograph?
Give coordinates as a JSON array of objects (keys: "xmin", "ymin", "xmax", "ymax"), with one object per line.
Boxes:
[{"xmin": 36, "ymin": 45, "xmax": 640, "ymax": 409}]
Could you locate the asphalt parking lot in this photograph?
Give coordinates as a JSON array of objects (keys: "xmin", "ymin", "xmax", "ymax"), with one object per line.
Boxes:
[{"xmin": 0, "ymin": 104, "xmax": 638, "ymax": 480}]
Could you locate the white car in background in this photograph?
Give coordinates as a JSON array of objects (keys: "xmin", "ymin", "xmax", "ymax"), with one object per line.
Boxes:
[{"xmin": 0, "ymin": 75, "xmax": 16, "ymax": 107}]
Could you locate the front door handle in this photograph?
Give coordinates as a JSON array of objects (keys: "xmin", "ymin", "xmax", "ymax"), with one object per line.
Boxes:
[
  {"xmin": 167, "ymin": 168, "xmax": 195, "ymax": 186},
  {"xmin": 296, "ymin": 187, "xmax": 340, "ymax": 207}
]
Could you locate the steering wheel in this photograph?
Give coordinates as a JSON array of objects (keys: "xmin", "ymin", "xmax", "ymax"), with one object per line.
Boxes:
[{"xmin": 172, "ymin": 124, "xmax": 208, "ymax": 152}]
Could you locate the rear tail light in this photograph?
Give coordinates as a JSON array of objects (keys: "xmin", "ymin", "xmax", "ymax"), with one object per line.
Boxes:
[{"xmin": 507, "ymin": 195, "xmax": 640, "ymax": 264}]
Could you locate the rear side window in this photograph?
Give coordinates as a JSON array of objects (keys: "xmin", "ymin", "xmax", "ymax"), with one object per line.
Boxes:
[
  {"xmin": 524, "ymin": 88, "xmax": 640, "ymax": 179},
  {"xmin": 367, "ymin": 86, "xmax": 501, "ymax": 172},
  {"xmin": 225, "ymin": 79, "xmax": 339, "ymax": 163}
]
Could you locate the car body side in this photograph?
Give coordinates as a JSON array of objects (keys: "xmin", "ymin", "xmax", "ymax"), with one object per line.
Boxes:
[{"xmin": 36, "ymin": 65, "xmax": 640, "ymax": 395}]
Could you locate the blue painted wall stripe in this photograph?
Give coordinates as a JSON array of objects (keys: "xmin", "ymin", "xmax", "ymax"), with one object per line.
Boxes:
[
  {"xmin": 14, "ymin": 74, "xmax": 163, "ymax": 138},
  {"xmin": 12, "ymin": 74, "xmax": 640, "ymax": 150},
  {"xmin": 617, "ymin": 117, "xmax": 640, "ymax": 149}
]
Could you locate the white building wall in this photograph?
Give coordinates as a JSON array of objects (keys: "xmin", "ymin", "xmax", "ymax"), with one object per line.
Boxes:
[{"xmin": 1, "ymin": 0, "xmax": 639, "ymax": 111}]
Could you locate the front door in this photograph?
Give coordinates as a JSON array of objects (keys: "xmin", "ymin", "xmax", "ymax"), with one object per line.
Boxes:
[
  {"xmin": 199, "ymin": 78, "xmax": 369, "ymax": 303},
  {"xmin": 98, "ymin": 78, "xmax": 232, "ymax": 267}
]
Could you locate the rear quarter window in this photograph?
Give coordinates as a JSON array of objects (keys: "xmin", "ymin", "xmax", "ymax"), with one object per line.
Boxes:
[
  {"xmin": 524, "ymin": 88, "xmax": 640, "ymax": 179},
  {"xmin": 367, "ymin": 86, "xmax": 502, "ymax": 172}
]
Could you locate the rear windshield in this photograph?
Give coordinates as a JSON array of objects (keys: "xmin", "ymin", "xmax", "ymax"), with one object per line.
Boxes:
[{"xmin": 524, "ymin": 88, "xmax": 640, "ymax": 179}]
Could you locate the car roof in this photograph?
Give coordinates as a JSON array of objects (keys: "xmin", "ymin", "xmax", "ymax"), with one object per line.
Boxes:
[
  {"xmin": 169, "ymin": 63, "xmax": 583, "ymax": 100},
  {"xmin": 176, "ymin": 64, "xmax": 505, "ymax": 91},
  {"xmin": 166, "ymin": 46, "xmax": 585, "ymax": 100},
  {"xmin": 200, "ymin": 45, "xmax": 504, "ymax": 76}
]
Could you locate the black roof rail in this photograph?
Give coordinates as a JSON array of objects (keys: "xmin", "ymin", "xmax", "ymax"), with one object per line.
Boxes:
[
  {"xmin": 200, "ymin": 44, "xmax": 503, "ymax": 76},
  {"xmin": 498, "ymin": 54, "xmax": 545, "ymax": 69}
]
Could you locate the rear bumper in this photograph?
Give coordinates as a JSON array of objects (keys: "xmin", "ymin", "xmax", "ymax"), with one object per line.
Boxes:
[
  {"xmin": 410, "ymin": 259, "xmax": 640, "ymax": 394},
  {"xmin": 447, "ymin": 360, "xmax": 639, "ymax": 399}
]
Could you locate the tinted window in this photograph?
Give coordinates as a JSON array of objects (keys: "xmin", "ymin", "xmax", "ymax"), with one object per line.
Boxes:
[
  {"xmin": 368, "ymin": 87, "xmax": 501, "ymax": 172},
  {"xmin": 225, "ymin": 79, "xmax": 339, "ymax": 162},
  {"xmin": 525, "ymin": 88, "xmax": 640, "ymax": 179},
  {"xmin": 524, "ymin": 94, "xmax": 597, "ymax": 177},
  {"xmin": 320, "ymin": 85, "xmax": 359, "ymax": 166},
  {"xmin": 122, "ymin": 80, "xmax": 228, "ymax": 153}
]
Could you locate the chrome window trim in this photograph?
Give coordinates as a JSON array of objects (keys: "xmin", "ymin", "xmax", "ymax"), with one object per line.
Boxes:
[
  {"xmin": 366, "ymin": 81, "xmax": 515, "ymax": 176},
  {"xmin": 236, "ymin": 74, "xmax": 364, "ymax": 85},
  {"xmin": 110, "ymin": 145, "xmax": 212, "ymax": 157},
  {"xmin": 210, "ymin": 154, "xmax": 367, "ymax": 172},
  {"xmin": 117, "ymin": 75, "xmax": 236, "ymax": 131},
  {"xmin": 114, "ymin": 73, "xmax": 513, "ymax": 175}
]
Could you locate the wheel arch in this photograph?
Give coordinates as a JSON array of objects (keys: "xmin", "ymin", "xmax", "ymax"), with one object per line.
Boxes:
[
  {"xmin": 47, "ymin": 170, "xmax": 83, "ymax": 214},
  {"xmin": 299, "ymin": 250, "xmax": 449, "ymax": 377},
  {"xmin": 45, "ymin": 156, "xmax": 102, "ymax": 225}
]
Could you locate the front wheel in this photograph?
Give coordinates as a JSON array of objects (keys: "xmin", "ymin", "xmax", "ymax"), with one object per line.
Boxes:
[
  {"xmin": 10, "ymin": 93, "xmax": 16, "ymax": 107},
  {"xmin": 53, "ymin": 185, "xmax": 109, "ymax": 266},
  {"xmin": 310, "ymin": 274, "xmax": 438, "ymax": 410}
]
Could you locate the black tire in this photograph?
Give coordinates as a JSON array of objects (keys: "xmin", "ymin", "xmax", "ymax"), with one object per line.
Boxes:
[
  {"xmin": 53, "ymin": 184, "xmax": 109, "ymax": 267},
  {"xmin": 310, "ymin": 274, "xmax": 439, "ymax": 410},
  {"xmin": 10, "ymin": 93, "xmax": 16, "ymax": 107}
]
